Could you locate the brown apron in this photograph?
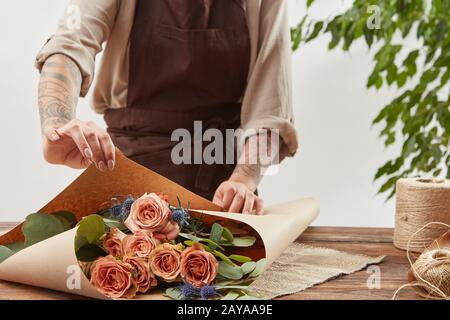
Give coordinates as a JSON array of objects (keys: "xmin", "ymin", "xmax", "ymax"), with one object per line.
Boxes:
[{"xmin": 104, "ymin": 0, "xmax": 251, "ymax": 200}]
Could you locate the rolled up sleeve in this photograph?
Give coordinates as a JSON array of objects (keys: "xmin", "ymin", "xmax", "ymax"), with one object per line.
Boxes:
[
  {"xmin": 35, "ymin": 0, "xmax": 119, "ymax": 97},
  {"xmin": 241, "ymin": 0, "xmax": 298, "ymax": 159}
]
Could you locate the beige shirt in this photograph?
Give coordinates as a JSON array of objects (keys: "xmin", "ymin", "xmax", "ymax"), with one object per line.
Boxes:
[{"xmin": 35, "ymin": 0, "xmax": 298, "ymax": 156}]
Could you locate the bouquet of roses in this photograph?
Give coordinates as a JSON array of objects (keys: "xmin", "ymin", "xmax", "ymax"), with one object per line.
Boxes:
[
  {"xmin": 76, "ymin": 193, "xmax": 266, "ymax": 300},
  {"xmin": 0, "ymin": 151, "xmax": 318, "ymax": 300}
]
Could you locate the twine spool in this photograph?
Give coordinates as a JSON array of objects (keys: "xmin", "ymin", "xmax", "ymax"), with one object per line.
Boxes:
[
  {"xmin": 392, "ymin": 222, "xmax": 450, "ymax": 300},
  {"xmin": 394, "ymin": 178, "xmax": 450, "ymax": 252}
]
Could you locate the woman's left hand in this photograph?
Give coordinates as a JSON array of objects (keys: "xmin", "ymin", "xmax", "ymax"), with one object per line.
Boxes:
[{"xmin": 213, "ymin": 180, "xmax": 264, "ymax": 215}]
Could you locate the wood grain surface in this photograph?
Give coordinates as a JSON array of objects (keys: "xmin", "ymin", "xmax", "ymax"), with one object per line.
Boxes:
[{"xmin": 0, "ymin": 224, "xmax": 422, "ymax": 300}]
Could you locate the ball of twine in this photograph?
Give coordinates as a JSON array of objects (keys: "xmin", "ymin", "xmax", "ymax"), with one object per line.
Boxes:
[
  {"xmin": 412, "ymin": 248, "xmax": 450, "ymax": 297},
  {"xmin": 393, "ymin": 222, "xmax": 450, "ymax": 300},
  {"xmin": 394, "ymin": 178, "xmax": 450, "ymax": 253}
]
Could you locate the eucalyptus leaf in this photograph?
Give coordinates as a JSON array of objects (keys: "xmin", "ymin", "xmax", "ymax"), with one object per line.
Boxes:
[
  {"xmin": 213, "ymin": 250, "xmax": 235, "ymax": 266},
  {"xmin": 221, "ymin": 291, "xmax": 240, "ymax": 300},
  {"xmin": 52, "ymin": 211, "xmax": 77, "ymax": 229},
  {"xmin": 76, "ymin": 244, "xmax": 107, "ymax": 262},
  {"xmin": 222, "ymin": 227, "xmax": 234, "ymax": 242},
  {"xmin": 22, "ymin": 213, "xmax": 66, "ymax": 247},
  {"xmin": 179, "ymin": 233, "xmax": 201, "ymax": 242},
  {"xmin": 229, "ymin": 254, "xmax": 252, "ymax": 263},
  {"xmin": 179, "ymin": 233, "xmax": 224, "ymax": 251},
  {"xmin": 0, "ymin": 246, "xmax": 14, "ymax": 263},
  {"xmin": 218, "ymin": 261, "xmax": 244, "ymax": 280},
  {"xmin": 209, "ymin": 223, "xmax": 223, "ymax": 246},
  {"xmin": 230, "ymin": 236, "xmax": 256, "ymax": 247},
  {"xmin": 165, "ymin": 287, "xmax": 183, "ymax": 300},
  {"xmin": 248, "ymin": 258, "xmax": 267, "ymax": 278},
  {"xmin": 237, "ymin": 295, "xmax": 261, "ymax": 300},
  {"xmin": 3, "ymin": 242, "xmax": 24, "ymax": 253},
  {"xmin": 103, "ymin": 218, "xmax": 127, "ymax": 231},
  {"xmin": 216, "ymin": 285, "xmax": 250, "ymax": 290},
  {"xmin": 77, "ymin": 215, "xmax": 105, "ymax": 244},
  {"xmin": 241, "ymin": 261, "xmax": 257, "ymax": 275}
]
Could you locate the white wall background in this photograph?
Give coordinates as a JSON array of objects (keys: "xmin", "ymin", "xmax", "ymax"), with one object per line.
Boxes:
[{"xmin": 0, "ymin": 0, "xmax": 405, "ymax": 226}]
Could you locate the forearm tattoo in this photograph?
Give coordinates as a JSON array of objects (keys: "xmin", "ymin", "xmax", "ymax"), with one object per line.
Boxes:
[{"xmin": 38, "ymin": 54, "xmax": 82, "ymax": 130}]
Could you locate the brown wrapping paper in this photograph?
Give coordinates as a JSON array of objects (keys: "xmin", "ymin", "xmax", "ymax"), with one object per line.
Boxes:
[{"xmin": 0, "ymin": 151, "xmax": 319, "ymax": 299}]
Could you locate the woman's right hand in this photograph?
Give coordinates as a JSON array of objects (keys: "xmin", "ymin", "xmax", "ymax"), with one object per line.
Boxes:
[{"xmin": 42, "ymin": 119, "xmax": 116, "ymax": 171}]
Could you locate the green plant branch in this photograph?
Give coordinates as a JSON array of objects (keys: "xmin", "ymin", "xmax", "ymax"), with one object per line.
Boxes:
[{"xmin": 292, "ymin": 0, "xmax": 450, "ymax": 199}]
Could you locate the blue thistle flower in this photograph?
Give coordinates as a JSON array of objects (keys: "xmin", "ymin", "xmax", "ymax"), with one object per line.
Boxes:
[
  {"xmin": 200, "ymin": 285, "xmax": 217, "ymax": 300},
  {"xmin": 109, "ymin": 204, "xmax": 123, "ymax": 218},
  {"xmin": 120, "ymin": 197, "xmax": 135, "ymax": 219},
  {"xmin": 180, "ymin": 283, "xmax": 199, "ymax": 299},
  {"xmin": 171, "ymin": 208, "xmax": 189, "ymax": 227},
  {"xmin": 108, "ymin": 197, "xmax": 135, "ymax": 222}
]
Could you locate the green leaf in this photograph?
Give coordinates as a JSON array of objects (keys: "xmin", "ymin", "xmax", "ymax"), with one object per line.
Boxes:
[
  {"xmin": 249, "ymin": 259, "xmax": 267, "ymax": 278},
  {"xmin": 76, "ymin": 244, "xmax": 107, "ymax": 262},
  {"xmin": 179, "ymin": 233, "xmax": 224, "ymax": 251},
  {"xmin": 237, "ymin": 295, "xmax": 261, "ymax": 300},
  {"xmin": 241, "ymin": 261, "xmax": 257, "ymax": 275},
  {"xmin": 214, "ymin": 250, "xmax": 235, "ymax": 265},
  {"xmin": 22, "ymin": 213, "xmax": 66, "ymax": 247},
  {"xmin": 216, "ymin": 285, "xmax": 250, "ymax": 291},
  {"xmin": 306, "ymin": 0, "xmax": 314, "ymax": 8},
  {"xmin": 3, "ymin": 242, "xmax": 25, "ymax": 253},
  {"xmin": 209, "ymin": 223, "xmax": 223, "ymax": 248},
  {"xmin": 103, "ymin": 218, "xmax": 127, "ymax": 231},
  {"xmin": 218, "ymin": 261, "xmax": 244, "ymax": 280},
  {"xmin": 229, "ymin": 254, "xmax": 252, "ymax": 263},
  {"xmin": 222, "ymin": 227, "xmax": 234, "ymax": 242},
  {"xmin": 74, "ymin": 234, "xmax": 88, "ymax": 252},
  {"xmin": 0, "ymin": 246, "xmax": 14, "ymax": 263},
  {"xmin": 306, "ymin": 21, "xmax": 324, "ymax": 42},
  {"xmin": 230, "ymin": 236, "xmax": 256, "ymax": 247},
  {"xmin": 165, "ymin": 287, "xmax": 183, "ymax": 300},
  {"xmin": 52, "ymin": 211, "xmax": 77, "ymax": 230},
  {"xmin": 76, "ymin": 215, "xmax": 105, "ymax": 244},
  {"xmin": 179, "ymin": 232, "xmax": 201, "ymax": 242},
  {"xmin": 221, "ymin": 291, "xmax": 240, "ymax": 300}
]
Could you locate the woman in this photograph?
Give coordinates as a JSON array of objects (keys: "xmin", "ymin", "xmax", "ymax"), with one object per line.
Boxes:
[{"xmin": 36, "ymin": 0, "xmax": 298, "ymax": 214}]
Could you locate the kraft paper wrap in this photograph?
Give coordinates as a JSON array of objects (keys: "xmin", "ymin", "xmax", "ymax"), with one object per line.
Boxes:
[{"xmin": 0, "ymin": 151, "xmax": 319, "ymax": 299}]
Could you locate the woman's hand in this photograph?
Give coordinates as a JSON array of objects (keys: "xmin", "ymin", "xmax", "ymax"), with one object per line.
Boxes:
[
  {"xmin": 213, "ymin": 177, "xmax": 264, "ymax": 215},
  {"xmin": 42, "ymin": 119, "xmax": 116, "ymax": 171}
]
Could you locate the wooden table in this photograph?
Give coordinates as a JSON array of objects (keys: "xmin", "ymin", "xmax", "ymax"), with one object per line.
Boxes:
[{"xmin": 0, "ymin": 224, "xmax": 420, "ymax": 300}]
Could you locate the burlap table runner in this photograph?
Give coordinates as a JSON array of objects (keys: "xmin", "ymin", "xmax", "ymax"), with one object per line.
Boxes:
[{"xmin": 249, "ymin": 243, "xmax": 385, "ymax": 299}]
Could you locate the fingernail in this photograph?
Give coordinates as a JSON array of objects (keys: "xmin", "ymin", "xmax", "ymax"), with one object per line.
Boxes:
[
  {"xmin": 107, "ymin": 160, "xmax": 115, "ymax": 171},
  {"xmin": 50, "ymin": 133, "xmax": 60, "ymax": 142},
  {"xmin": 98, "ymin": 161, "xmax": 106, "ymax": 172},
  {"xmin": 84, "ymin": 148, "xmax": 93, "ymax": 160}
]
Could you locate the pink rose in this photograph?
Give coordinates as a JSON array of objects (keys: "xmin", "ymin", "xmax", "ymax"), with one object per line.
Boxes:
[
  {"xmin": 123, "ymin": 256, "xmax": 158, "ymax": 293},
  {"xmin": 90, "ymin": 255, "xmax": 137, "ymax": 299},
  {"xmin": 122, "ymin": 230, "xmax": 159, "ymax": 258},
  {"xmin": 180, "ymin": 244, "xmax": 218, "ymax": 288},
  {"xmin": 124, "ymin": 193, "xmax": 180, "ymax": 240},
  {"xmin": 148, "ymin": 243, "xmax": 182, "ymax": 282},
  {"xmin": 103, "ymin": 227, "xmax": 126, "ymax": 258}
]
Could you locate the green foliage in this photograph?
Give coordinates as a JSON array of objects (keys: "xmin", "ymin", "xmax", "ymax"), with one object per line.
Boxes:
[
  {"xmin": 75, "ymin": 215, "xmax": 107, "ymax": 261},
  {"xmin": 0, "ymin": 246, "xmax": 14, "ymax": 263},
  {"xmin": 3, "ymin": 242, "xmax": 25, "ymax": 253},
  {"xmin": 22, "ymin": 213, "xmax": 67, "ymax": 247},
  {"xmin": 229, "ymin": 254, "xmax": 253, "ymax": 263},
  {"xmin": 291, "ymin": 0, "xmax": 450, "ymax": 198},
  {"xmin": 165, "ymin": 287, "xmax": 183, "ymax": 300},
  {"xmin": 218, "ymin": 261, "xmax": 245, "ymax": 280}
]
